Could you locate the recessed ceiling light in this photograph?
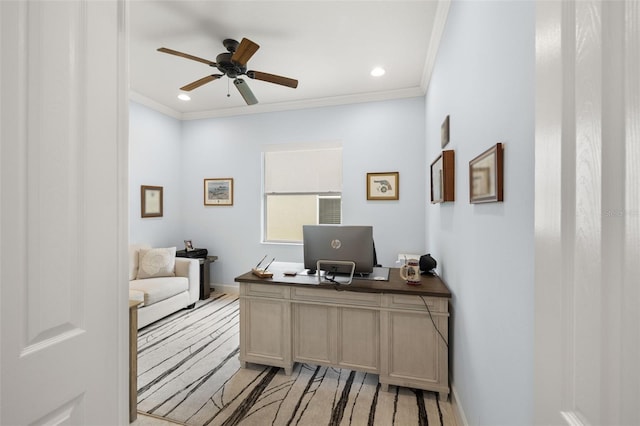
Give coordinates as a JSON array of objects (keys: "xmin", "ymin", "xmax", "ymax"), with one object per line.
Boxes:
[
  {"xmin": 178, "ymin": 93, "xmax": 191, "ymax": 101},
  {"xmin": 370, "ymin": 67, "xmax": 386, "ymax": 77}
]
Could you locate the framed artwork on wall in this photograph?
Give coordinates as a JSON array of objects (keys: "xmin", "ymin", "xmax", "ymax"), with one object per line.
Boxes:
[
  {"xmin": 441, "ymin": 115, "xmax": 450, "ymax": 148},
  {"xmin": 469, "ymin": 143, "xmax": 504, "ymax": 203},
  {"xmin": 366, "ymin": 172, "xmax": 399, "ymax": 200},
  {"xmin": 204, "ymin": 178, "xmax": 234, "ymax": 206},
  {"xmin": 430, "ymin": 150, "xmax": 455, "ymax": 203},
  {"xmin": 141, "ymin": 185, "xmax": 163, "ymax": 218}
]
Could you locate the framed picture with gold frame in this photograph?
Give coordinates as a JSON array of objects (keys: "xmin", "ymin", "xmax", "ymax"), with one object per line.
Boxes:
[
  {"xmin": 141, "ymin": 185, "xmax": 163, "ymax": 218},
  {"xmin": 430, "ymin": 150, "xmax": 455, "ymax": 203},
  {"xmin": 469, "ymin": 143, "xmax": 504, "ymax": 203},
  {"xmin": 204, "ymin": 178, "xmax": 234, "ymax": 206},
  {"xmin": 366, "ymin": 172, "xmax": 399, "ymax": 200}
]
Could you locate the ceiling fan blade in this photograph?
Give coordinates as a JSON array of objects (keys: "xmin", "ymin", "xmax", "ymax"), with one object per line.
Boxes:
[
  {"xmin": 157, "ymin": 47, "xmax": 217, "ymax": 66},
  {"xmin": 231, "ymin": 38, "xmax": 260, "ymax": 67},
  {"xmin": 234, "ymin": 78, "xmax": 258, "ymax": 105},
  {"xmin": 247, "ymin": 71, "xmax": 298, "ymax": 89},
  {"xmin": 180, "ymin": 74, "xmax": 223, "ymax": 91}
]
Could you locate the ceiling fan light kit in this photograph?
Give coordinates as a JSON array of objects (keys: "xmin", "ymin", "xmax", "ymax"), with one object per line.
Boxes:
[{"xmin": 158, "ymin": 37, "xmax": 298, "ymax": 105}]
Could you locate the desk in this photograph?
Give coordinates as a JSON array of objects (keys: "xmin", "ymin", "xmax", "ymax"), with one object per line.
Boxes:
[{"xmin": 234, "ymin": 263, "xmax": 451, "ymax": 400}]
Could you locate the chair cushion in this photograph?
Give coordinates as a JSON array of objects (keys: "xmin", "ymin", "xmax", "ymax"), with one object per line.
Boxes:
[
  {"xmin": 137, "ymin": 247, "xmax": 176, "ymax": 279},
  {"xmin": 130, "ymin": 277, "xmax": 188, "ymax": 306}
]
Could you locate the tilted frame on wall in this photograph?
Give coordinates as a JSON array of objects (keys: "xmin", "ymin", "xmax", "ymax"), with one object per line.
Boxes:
[
  {"xmin": 430, "ymin": 150, "xmax": 455, "ymax": 203},
  {"xmin": 469, "ymin": 143, "xmax": 503, "ymax": 203}
]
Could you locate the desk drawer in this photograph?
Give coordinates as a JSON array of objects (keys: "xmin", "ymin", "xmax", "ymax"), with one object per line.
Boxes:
[
  {"xmin": 291, "ymin": 287, "xmax": 381, "ymax": 307},
  {"xmin": 241, "ymin": 283, "xmax": 289, "ymax": 299},
  {"xmin": 383, "ymin": 294, "xmax": 448, "ymax": 313}
]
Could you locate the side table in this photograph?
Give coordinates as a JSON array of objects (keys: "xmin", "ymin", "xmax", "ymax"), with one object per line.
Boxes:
[
  {"xmin": 198, "ymin": 256, "xmax": 218, "ymax": 299},
  {"xmin": 176, "ymin": 250, "xmax": 218, "ymax": 300}
]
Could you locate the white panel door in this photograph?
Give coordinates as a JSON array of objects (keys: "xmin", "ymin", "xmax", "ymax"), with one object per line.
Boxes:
[
  {"xmin": 0, "ymin": 1, "xmax": 128, "ymax": 424},
  {"xmin": 535, "ymin": 1, "xmax": 640, "ymax": 424}
]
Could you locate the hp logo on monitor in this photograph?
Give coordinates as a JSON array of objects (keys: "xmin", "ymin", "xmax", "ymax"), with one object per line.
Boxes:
[{"xmin": 330, "ymin": 239, "xmax": 342, "ymax": 249}]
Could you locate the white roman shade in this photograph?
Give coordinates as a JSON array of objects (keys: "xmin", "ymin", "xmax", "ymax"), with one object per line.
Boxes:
[{"xmin": 264, "ymin": 147, "xmax": 342, "ymax": 193}]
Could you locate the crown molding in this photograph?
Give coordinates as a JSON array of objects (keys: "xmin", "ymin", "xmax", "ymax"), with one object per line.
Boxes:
[
  {"xmin": 421, "ymin": 0, "xmax": 451, "ymax": 93},
  {"xmin": 130, "ymin": 86, "xmax": 425, "ymax": 121},
  {"xmin": 129, "ymin": 92, "xmax": 182, "ymax": 120}
]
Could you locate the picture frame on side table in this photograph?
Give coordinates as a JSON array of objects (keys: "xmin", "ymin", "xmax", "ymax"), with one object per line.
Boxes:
[
  {"xmin": 141, "ymin": 185, "xmax": 163, "ymax": 218},
  {"xmin": 430, "ymin": 150, "xmax": 455, "ymax": 203},
  {"xmin": 366, "ymin": 172, "xmax": 399, "ymax": 200},
  {"xmin": 204, "ymin": 178, "xmax": 234, "ymax": 206},
  {"xmin": 184, "ymin": 240, "xmax": 194, "ymax": 251},
  {"xmin": 469, "ymin": 143, "xmax": 504, "ymax": 203}
]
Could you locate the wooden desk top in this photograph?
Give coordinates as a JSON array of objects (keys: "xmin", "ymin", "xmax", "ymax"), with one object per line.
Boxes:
[{"xmin": 234, "ymin": 263, "xmax": 451, "ymax": 298}]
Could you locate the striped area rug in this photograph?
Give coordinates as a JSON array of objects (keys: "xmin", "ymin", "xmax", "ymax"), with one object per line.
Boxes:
[{"xmin": 137, "ymin": 293, "xmax": 456, "ymax": 426}]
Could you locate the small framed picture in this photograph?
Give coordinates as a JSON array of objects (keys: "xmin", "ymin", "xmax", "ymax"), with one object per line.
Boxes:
[
  {"xmin": 184, "ymin": 240, "xmax": 194, "ymax": 251},
  {"xmin": 367, "ymin": 172, "xmax": 399, "ymax": 200},
  {"xmin": 204, "ymin": 178, "xmax": 234, "ymax": 206},
  {"xmin": 141, "ymin": 185, "xmax": 163, "ymax": 218},
  {"xmin": 430, "ymin": 150, "xmax": 455, "ymax": 203},
  {"xmin": 469, "ymin": 143, "xmax": 504, "ymax": 203},
  {"xmin": 441, "ymin": 115, "xmax": 450, "ymax": 148}
]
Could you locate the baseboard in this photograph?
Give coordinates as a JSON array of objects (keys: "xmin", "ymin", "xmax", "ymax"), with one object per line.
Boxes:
[
  {"xmin": 451, "ymin": 384, "xmax": 469, "ymax": 426},
  {"xmin": 211, "ymin": 283, "xmax": 239, "ymax": 295}
]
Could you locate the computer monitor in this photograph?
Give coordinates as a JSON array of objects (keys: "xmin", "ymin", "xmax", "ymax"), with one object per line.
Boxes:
[{"xmin": 303, "ymin": 225, "xmax": 374, "ymax": 275}]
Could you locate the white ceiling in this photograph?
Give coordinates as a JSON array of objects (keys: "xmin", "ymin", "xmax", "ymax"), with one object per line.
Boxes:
[{"xmin": 129, "ymin": 1, "xmax": 448, "ymax": 119}]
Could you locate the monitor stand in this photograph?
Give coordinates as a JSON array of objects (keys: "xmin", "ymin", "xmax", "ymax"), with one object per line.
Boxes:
[
  {"xmin": 316, "ymin": 260, "xmax": 355, "ymax": 284},
  {"xmin": 305, "ymin": 266, "xmax": 390, "ymax": 282}
]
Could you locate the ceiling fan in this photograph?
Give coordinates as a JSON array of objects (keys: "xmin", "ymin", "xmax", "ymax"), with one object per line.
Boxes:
[{"xmin": 157, "ymin": 38, "xmax": 298, "ymax": 105}]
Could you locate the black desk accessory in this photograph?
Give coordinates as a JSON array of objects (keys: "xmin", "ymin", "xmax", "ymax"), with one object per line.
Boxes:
[{"xmin": 176, "ymin": 248, "xmax": 208, "ymax": 259}]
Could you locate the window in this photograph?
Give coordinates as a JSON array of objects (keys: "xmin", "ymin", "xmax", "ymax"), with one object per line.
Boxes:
[{"xmin": 263, "ymin": 145, "xmax": 342, "ymax": 243}]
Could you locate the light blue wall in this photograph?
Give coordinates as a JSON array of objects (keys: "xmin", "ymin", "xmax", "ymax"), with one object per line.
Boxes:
[
  {"xmin": 129, "ymin": 97, "xmax": 427, "ymax": 286},
  {"xmin": 179, "ymin": 99, "xmax": 427, "ymax": 285},
  {"xmin": 129, "ymin": 102, "xmax": 184, "ymax": 247},
  {"xmin": 425, "ymin": 1, "xmax": 534, "ymax": 424}
]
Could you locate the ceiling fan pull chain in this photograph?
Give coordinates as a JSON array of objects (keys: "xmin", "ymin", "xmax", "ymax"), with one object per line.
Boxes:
[{"xmin": 227, "ymin": 78, "xmax": 231, "ymax": 98}]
